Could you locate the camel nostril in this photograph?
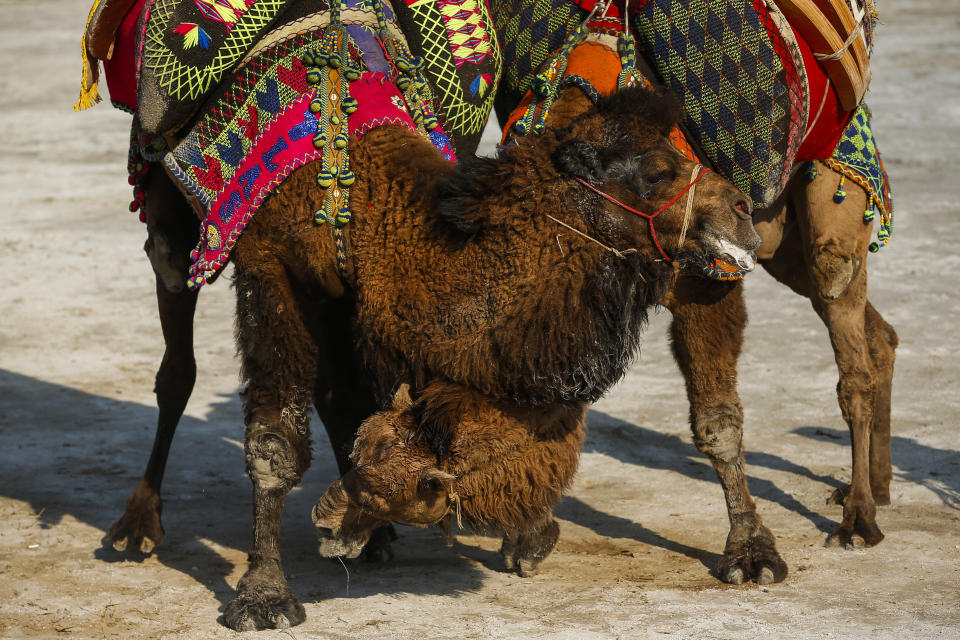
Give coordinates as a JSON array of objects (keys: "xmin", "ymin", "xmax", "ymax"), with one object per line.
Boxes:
[{"xmin": 315, "ymin": 525, "xmax": 334, "ymax": 538}]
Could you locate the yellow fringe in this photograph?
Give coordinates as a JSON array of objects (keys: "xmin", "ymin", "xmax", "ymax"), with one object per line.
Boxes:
[{"xmin": 74, "ymin": 0, "xmax": 105, "ymax": 112}]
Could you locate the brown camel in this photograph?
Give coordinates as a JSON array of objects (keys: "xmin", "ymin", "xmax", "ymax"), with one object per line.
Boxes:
[
  {"xmin": 110, "ymin": 84, "xmax": 759, "ymax": 630},
  {"xmin": 222, "ymin": 85, "xmax": 758, "ymax": 629},
  {"xmin": 486, "ymin": 18, "xmax": 898, "ymax": 581},
  {"xmin": 312, "ymin": 381, "xmax": 585, "ymax": 577},
  {"xmin": 657, "ymin": 171, "xmax": 897, "ymax": 584}
]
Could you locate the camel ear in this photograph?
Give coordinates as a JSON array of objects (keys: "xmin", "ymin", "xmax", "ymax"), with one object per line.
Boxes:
[
  {"xmin": 392, "ymin": 383, "xmax": 413, "ymax": 411},
  {"xmin": 418, "ymin": 468, "xmax": 456, "ymax": 496},
  {"xmin": 552, "ymin": 139, "xmax": 603, "ymax": 182}
]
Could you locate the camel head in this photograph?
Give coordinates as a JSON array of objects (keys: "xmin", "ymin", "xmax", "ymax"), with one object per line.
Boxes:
[
  {"xmin": 545, "ymin": 85, "xmax": 761, "ymax": 278},
  {"xmin": 312, "ymin": 385, "xmax": 456, "ymax": 558}
]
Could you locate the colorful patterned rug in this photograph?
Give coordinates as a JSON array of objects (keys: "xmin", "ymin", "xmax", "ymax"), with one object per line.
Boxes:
[
  {"xmin": 491, "ymin": 0, "xmax": 808, "ymax": 208},
  {"xmin": 163, "ymin": 22, "xmax": 456, "ymax": 289},
  {"xmin": 133, "ymin": 0, "xmax": 499, "ymax": 153},
  {"xmin": 393, "ymin": 0, "xmax": 502, "ymax": 152},
  {"xmin": 137, "ymin": 0, "xmax": 296, "ymax": 134}
]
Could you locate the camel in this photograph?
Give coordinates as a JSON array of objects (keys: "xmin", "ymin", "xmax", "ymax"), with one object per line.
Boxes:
[
  {"xmin": 485, "ymin": 4, "xmax": 898, "ymax": 583},
  {"xmin": 222, "ymin": 85, "xmax": 758, "ymax": 629},
  {"xmin": 312, "ymin": 381, "xmax": 585, "ymax": 577}
]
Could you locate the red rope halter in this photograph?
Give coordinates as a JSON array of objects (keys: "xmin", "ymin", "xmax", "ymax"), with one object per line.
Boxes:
[{"xmin": 573, "ymin": 166, "xmax": 711, "ymax": 263}]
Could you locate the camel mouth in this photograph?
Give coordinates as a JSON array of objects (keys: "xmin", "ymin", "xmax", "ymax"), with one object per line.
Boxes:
[
  {"xmin": 701, "ymin": 256, "xmax": 750, "ymax": 281},
  {"xmin": 315, "ymin": 525, "xmax": 369, "ymax": 559}
]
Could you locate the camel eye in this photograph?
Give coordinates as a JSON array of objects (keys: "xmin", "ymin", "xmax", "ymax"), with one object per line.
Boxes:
[{"xmin": 645, "ymin": 171, "xmax": 667, "ymax": 186}]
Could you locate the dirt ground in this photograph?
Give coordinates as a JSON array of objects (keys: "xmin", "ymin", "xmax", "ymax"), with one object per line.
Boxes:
[{"xmin": 1, "ymin": 0, "xmax": 959, "ymax": 638}]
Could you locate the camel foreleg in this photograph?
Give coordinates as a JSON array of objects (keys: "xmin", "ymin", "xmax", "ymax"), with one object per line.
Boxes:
[
  {"xmin": 223, "ymin": 261, "xmax": 316, "ymax": 631},
  {"xmin": 666, "ymin": 275, "xmax": 787, "ymax": 584}
]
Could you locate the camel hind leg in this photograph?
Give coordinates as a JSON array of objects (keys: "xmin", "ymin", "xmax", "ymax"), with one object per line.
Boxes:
[
  {"xmin": 863, "ymin": 301, "xmax": 897, "ymax": 504},
  {"xmin": 786, "ymin": 161, "xmax": 889, "ymax": 546},
  {"xmin": 309, "ymin": 297, "xmax": 396, "ymax": 562},
  {"xmin": 107, "ymin": 168, "xmax": 199, "ymax": 554}
]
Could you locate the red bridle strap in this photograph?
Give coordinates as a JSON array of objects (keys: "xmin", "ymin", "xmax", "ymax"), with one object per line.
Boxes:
[{"xmin": 573, "ymin": 166, "xmax": 711, "ymax": 262}]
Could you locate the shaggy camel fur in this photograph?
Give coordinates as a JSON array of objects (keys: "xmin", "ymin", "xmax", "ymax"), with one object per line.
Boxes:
[
  {"xmin": 108, "ymin": 85, "xmax": 760, "ymax": 630},
  {"xmin": 312, "ymin": 382, "xmax": 585, "ymax": 577}
]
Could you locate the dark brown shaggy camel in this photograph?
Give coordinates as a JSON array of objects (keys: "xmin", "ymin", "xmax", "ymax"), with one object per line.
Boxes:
[
  {"xmin": 108, "ymin": 84, "xmax": 759, "ymax": 630},
  {"xmin": 515, "ymin": 63, "xmax": 900, "ymax": 582},
  {"xmin": 311, "ymin": 381, "xmax": 585, "ymax": 577}
]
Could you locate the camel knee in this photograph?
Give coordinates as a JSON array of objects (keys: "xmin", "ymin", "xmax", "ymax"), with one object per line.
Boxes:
[
  {"xmin": 145, "ymin": 228, "xmax": 189, "ymax": 293},
  {"xmin": 691, "ymin": 404, "xmax": 744, "ymax": 463},
  {"xmin": 810, "ymin": 243, "xmax": 862, "ymax": 300},
  {"xmin": 245, "ymin": 425, "xmax": 308, "ymax": 491},
  {"xmin": 836, "ymin": 372, "xmax": 876, "ymax": 424}
]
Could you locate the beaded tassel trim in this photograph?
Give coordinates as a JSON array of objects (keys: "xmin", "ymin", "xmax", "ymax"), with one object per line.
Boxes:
[
  {"xmin": 369, "ymin": 0, "xmax": 440, "ymax": 134},
  {"xmin": 307, "ymin": 1, "xmax": 362, "ymax": 227}
]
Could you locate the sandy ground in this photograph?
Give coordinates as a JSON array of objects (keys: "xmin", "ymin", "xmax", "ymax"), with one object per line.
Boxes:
[{"xmin": 1, "ymin": 0, "xmax": 959, "ymax": 638}]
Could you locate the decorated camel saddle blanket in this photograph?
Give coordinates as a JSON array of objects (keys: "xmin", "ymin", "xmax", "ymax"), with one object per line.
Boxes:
[
  {"xmin": 493, "ymin": 0, "xmax": 881, "ymax": 206},
  {"xmin": 77, "ymin": 0, "xmax": 501, "ymax": 153},
  {"xmin": 159, "ymin": 3, "xmax": 463, "ymax": 289},
  {"xmin": 492, "ymin": 0, "xmax": 891, "ymax": 252}
]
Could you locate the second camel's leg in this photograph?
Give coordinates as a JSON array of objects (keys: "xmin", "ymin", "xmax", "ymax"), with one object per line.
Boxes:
[
  {"xmin": 107, "ymin": 167, "xmax": 200, "ymax": 553},
  {"xmin": 223, "ymin": 260, "xmax": 317, "ymax": 631},
  {"xmin": 666, "ymin": 275, "xmax": 787, "ymax": 584}
]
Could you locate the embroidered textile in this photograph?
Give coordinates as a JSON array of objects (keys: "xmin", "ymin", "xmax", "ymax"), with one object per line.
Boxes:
[
  {"xmin": 493, "ymin": 0, "xmax": 814, "ymax": 207},
  {"xmin": 165, "ymin": 42, "xmax": 455, "ymax": 288},
  {"xmin": 138, "ymin": 0, "xmax": 294, "ymax": 134},
  {"xmin": 392, "ymin": 0, "xmax": 502, "ymax": 152},
  {"xmin": 823, "ymin": 104, "xmax": 893, "ymax": 252}
]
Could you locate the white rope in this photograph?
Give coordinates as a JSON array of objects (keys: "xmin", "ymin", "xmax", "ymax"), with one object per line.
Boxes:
[
  {"xmin": 677, "ymin": 163, "xmax": 703, "ymax": 251},
  {"xmin": 545, "ymin": 214, "xmax": 638, "ymax": 260},
  {"xmin": 814, "ymin": 20, "xmax": 864, "ymax": 61}
]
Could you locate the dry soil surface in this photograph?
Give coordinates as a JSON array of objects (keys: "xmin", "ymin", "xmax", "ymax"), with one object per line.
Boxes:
[{"xmin": 1, "ymin": 0, "xmax": 959, "ymax": 638}]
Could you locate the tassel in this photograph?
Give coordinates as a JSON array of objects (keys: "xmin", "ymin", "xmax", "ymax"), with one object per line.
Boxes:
[
  {"xmin": 863, "ymin": 195, "xmax": 875, "ymax": 222},
  {"xmin": 833, "ymin": 175, "xmax": 846, "ymax": 203},
  {"xmin": 806, "ymin": 163, "xmax": 818, "ymax": 181},
  {"xmin": 74, "ymin": 0, "xmax": 105, "ymax": 111}
]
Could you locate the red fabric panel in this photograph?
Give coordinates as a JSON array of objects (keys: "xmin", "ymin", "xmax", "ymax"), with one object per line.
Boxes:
[
  {"xmin": 793, "ymin": 20, "xmax": 850, "ymax": 161},
  {"xmin": 102, "ymin": 0, "xmax": 146, "ymax": 112}
]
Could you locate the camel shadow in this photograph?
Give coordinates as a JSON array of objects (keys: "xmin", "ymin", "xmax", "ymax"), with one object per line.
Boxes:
[
  {"xmin": 0, "ymin": 369, "xmax": 487, "ymax": 613},
  {"xmin": 793, "ymin": 426, "xmax": 960, "ymax": 509},
  {"xmin": 581, "ymin": 410, "xmax": 838, "ymax": 535}
]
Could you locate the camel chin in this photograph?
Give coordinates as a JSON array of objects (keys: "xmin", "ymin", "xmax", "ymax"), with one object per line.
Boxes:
[{"xmin": 316, "ymin": 528, "xmax": 368, "ymax": 559}]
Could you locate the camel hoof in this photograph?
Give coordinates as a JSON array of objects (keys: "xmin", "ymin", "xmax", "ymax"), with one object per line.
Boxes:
[
  {"xmin": 826, "ymin": 521, "xmax": 884, "ymax": 549},
  {"xmin": 718, "ymin": 523, "xmax": 788, "ymax": 585},
  {"xmin": 723, "ymin": 566, "xmax": 745, "ymax": 585},
  {"xmin": 500, "ymin": 519, "xmax": 559, "ymax": 577},
  {"xmin": 757, "ymin": 566, "xmax": 775, "ymax": 585},
  {"xmin": 106, "ymin": 480, "xmax": 165, "ymax": 554},
  {"xmin": 105, "ymin": 513, "xmax": 164, "ymax": 555},
  {"xmin": 516, "ymin": 559, "xmax": 540, "ymax": 578},
  {"xmin": 223, "ymin": 590, "xmax": 305, "ymax": 631}
]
